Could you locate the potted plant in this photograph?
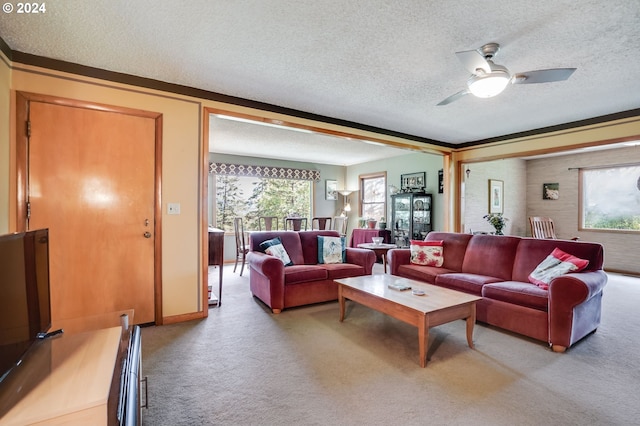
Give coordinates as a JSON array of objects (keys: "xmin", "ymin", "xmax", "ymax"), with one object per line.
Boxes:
[
  {"xmin": 483, "ymin": 213, "xmax": 508, "ymax": 235},
  {"xmin": 366, "ymin": 218, "xmax": 377, "ymax": 229},
  {"xmin": 378, "ymin": 217, "xmax": 387, "ymax": 230}
]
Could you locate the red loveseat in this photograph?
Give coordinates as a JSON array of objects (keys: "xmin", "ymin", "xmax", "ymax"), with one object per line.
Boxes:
[
  {"xmin": 248, "ymin": 230, "xmax": 376, "ymax": 313},
  {"xmin": 387, "ymin": 232, "xmax": 607, "ymax": 352}
]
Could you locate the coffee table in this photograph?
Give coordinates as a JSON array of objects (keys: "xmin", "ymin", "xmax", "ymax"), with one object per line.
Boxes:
[{"xmin": 336, "ymin": 275, "xmax": 481, "ymax": 367}]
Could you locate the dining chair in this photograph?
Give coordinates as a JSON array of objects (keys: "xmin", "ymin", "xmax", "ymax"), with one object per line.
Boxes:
[
  {"xmin": 258, "ymin": 216, "xmax": 279, "ymax": 231},
  {"xmin": 233, "ymin": 217, "xmax": 249, "ymax": 276},
  {"xmin": 333, "ymin": 216, "xmax": 348, "ymax": 237},
  {"xmin": 529, "ymin": 216, "xmax": 579, "ymax": 240},
  {"xmin": 285, "ymin": 217, "xmax": 307, "ymax": 231},
  {"xmin": 311, "ymin": 217, "xmax": 332, "ymax": 230}
]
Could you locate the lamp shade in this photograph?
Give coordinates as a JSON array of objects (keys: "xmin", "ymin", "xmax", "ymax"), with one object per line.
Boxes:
[{"xmin": 467, "ymin": 71, "xmax": 510, "ymax": 98}]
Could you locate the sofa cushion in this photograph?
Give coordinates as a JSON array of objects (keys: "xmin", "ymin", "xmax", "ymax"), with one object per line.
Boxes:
[
  {"xmin": 323, "ymin": 263, "xmax": 366, "ymax": 279},
  {"xmin": 410, "ymin": 240, "xmax": 444, "ymax": 266},
  {"xmin": 528, "ymin": 248, "xmax": 589, "ymax": 289},
  {"xmin": 435, "ymin": 273, "xmax": 503, "ymax": 296},
  {"xmin": 425, "ymin": 232, "xmax": 472, "ymax": 271},
  {"xmin": 299, "ymin": 230, "xmax": 342, "ymax": 264},
  {"xmin": 318, "ymin": 236, "xmax": 346, "ymax": 264},
  {"xmin": 511, "ymin": 238, "xmax": 604, "ymax": 282},
  {"xmin": 461, "ymin": 235, "xmax": 521, "ymax": 281},
  {"xmin": 250, "ymin": 231, "xmax": 305, "ymax": 265},
  {"xmin": 397, "ymin": 264, "xmax": 456, "ymax": 284},
  {"xmin": 482, "ymin": 281, "xmax": 549, "ymax": 311},
  {"xmin": 284, "ymin": 265, "xmax": 328, "ymax": 285},
  {"xmin": 259, "ymin": 237, "xmax": 293, "ymax": 266}
]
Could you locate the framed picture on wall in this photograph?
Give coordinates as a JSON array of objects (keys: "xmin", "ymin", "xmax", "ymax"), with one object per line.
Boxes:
[
  {"xmin": 543, "ymin": 183, "xmax": 559, "ymax": 200},
  {"xmin": 325, "ymin": 179, "xmax": 337, "ymax": 200},
  {"xmin": 488, "ymin": 179, "xmax": 504, "ymax": 214},
  {"xmin": 401, "ymin": 172, "xmax": 426, "ymax": 192}
]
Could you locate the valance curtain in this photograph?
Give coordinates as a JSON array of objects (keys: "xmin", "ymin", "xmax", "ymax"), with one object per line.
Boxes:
[{"xmin": 209, "ymin": 162, "xmax": 320, "ymax": 181}]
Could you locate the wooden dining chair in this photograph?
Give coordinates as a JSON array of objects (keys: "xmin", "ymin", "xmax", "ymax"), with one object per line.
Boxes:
[
  {"xmin": 258, "ymin": 216, "xmax": 279, "ymax": 231},
  {"xmin": 233, "ymin": 217, "xmax": 249, "ymax": 276},
  {"xmin": 285, "ymin": 217, "xmax": 308, "ymax": 231},
  {"xmin": 529, "ymin": 216, "xmax": 579, "ymax": 240},
  {"xmin": 333, "ymin": 216, "xmax": 348, "ymax": 237},
  {"xmin": 311, "ymin": 217, "xmax": 332, "ymax": 230}
]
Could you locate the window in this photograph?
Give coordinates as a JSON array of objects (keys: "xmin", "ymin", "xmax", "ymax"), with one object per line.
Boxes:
[
  {"xmin": 360, "ymin": 172, "xmax": 386, "ymax": 220},
  {"xmin": 215, "ymin": 175, "xmax": 311, "ymax": 231},
  {"xmin": 581, "ymin": 164, "xmax": 640, "ymax": 231}
]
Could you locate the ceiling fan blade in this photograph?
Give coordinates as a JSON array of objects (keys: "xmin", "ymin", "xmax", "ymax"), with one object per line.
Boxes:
[
  {"xmin": 455, "ymin": 50, "xmax": 491, "ymax": 74},
  {"xmin": 437, "ymin": 89, "xmax": 469, "ymax": 106},
  {"xmin": 512, "ymin": 68, "xmax": 577, "ymax": 84}
]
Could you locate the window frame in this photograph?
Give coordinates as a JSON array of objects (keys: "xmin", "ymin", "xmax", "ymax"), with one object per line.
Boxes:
[
  {"xmin": 214, "ymin": 174, "xmax": 313, "ymax": 232},
  {"xmin": 359, "ymin": 171, "xmax": 387, "ymax": 220},
  {"xmin": 578, "ymin": 164, "xmax": 640, "ymax": 234}
]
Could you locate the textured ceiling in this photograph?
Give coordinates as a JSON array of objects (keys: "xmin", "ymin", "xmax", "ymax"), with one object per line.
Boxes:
[{"xmin": 2, "ymin": 0, "xmax": 640, "ymax": 162}]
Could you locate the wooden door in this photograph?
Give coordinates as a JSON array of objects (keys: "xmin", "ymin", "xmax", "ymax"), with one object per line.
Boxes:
[{"xmin": 23, "ymin": 97, "xmax": 160, "ymax": 324}]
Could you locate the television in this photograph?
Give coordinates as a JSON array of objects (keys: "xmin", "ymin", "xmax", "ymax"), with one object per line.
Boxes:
[{"xmin": 0, "ymin": 229, "xmax": 51, "ymax": 384}]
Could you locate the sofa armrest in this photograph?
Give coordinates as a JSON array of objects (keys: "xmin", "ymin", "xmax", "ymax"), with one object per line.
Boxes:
[
  {"xmin": 549, "ymin": 270, "xmax": 607, "ymax": 308},
  {"xmin": 387, "ymin": 248, "xmax": 411, "ymax": 276},
  {"xmin": 548, "ymin": 270, "xmax": 608, "ymax": 350},
  {"xmin": 345, "ymin": 248, "xmax": 377, "ymax": 274},
  {"xmin": 247, "ymin": 251, "xmax": 285, "ymax": 282}
]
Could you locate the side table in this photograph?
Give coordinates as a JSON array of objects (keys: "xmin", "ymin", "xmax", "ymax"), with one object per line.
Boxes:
[{"xmin": 357, "ymin": 243, "xmax": 397, "ymax": 273}]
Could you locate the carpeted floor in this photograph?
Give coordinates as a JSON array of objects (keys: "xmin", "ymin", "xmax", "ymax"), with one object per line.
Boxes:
[{"xmin": 141, "ymin": 264, "xmax": 640, "ymax": 425}]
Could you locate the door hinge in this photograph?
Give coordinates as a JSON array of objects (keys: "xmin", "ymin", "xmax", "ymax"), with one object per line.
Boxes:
[
  {"xmin": 26, "ymin": 201, "xmax": 31, "ymax": 219},
  {"xmin": 26, "ymin": 120, "xmax": 31, "ymax": 138}
]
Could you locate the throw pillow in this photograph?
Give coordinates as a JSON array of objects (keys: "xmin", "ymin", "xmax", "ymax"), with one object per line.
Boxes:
[
  {"xmin": 410, "ymin": 240, "xmax": 444, "ymax": 267},
  {"xmin": 317, "ymin": 236, "xmax": 346, "ymax": 264},
  {"xmin": 528, "ymin": 248, "xmax": 589, "ymax": 289},
  {"xmin": 259, "ymin": 237, "xmax": 293, "ymax": 266}
]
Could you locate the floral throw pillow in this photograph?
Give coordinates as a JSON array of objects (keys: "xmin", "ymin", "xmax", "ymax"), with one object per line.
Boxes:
[
  {"xmin": 259, "ymin": 237, "xmax": 293, "ymax": 266},
  {"xmin": 528, "ymin": 248, "xmax": 589, "ymax": 289},
  {"xmin": 317, "ymin": 236, "xmax": 346, "ymax": 264},
  {"xmin": 410, "ymin": 240, "xmax": 444, "ymax": 267}
]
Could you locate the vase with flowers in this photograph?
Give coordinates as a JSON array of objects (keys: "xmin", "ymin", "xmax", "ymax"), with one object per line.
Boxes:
[{"xmin": 483, "ymin": 213, "xmax": 508, "ymax": 235}]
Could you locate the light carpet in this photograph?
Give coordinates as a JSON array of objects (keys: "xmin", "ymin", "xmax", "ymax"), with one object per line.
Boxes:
[{"xmin": 141, "ymin": 264, "xmax": 640, "ymax": 425}]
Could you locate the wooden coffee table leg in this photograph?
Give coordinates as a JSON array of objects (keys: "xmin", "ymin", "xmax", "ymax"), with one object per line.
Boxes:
[
  {"xmin": 466, "ymin": 303, "xmax": 476, "ymax": 349},
  {"xmin": 419, "ymin": 315, "xmax": 429, "ymax": 367},
  {"xmin": 338, "ymin": 285, "xmax": 345, "ymax": 322}
]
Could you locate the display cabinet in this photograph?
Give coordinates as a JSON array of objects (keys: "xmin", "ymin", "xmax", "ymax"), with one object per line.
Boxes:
[{"xmin": 391, "ymin": 192, "xmax": 433, "ymax": 247}]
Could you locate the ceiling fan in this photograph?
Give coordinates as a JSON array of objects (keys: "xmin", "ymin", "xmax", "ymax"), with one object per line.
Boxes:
[{"xmin": 437, "ymin": 42, "xmax": 576, "ymax": 106}]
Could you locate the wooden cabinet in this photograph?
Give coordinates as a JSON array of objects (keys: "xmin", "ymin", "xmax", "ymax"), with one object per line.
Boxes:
[
  {"xmin": 0, "ymin": 326, "xmax": 142, "ymax": 425},
  {"xmin": 391, "ymin": 192, "xmax": 433, "ymax": 247},
  {"xmin": 208, "ymin": 228, "xmax": 224, "ymax": 305}
]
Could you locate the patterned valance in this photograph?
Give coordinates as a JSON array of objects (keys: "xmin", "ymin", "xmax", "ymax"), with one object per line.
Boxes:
[{"xmin": 209, "ymin": 162, "xmax": 320, "ymax": 181}]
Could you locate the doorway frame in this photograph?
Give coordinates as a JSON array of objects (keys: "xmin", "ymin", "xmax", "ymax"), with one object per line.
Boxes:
[
  {"xmin": 201, "ymin": 107, "xmax": 453, "ymax": 314},
  {"xmin": 15, "ymin": 91, "xmax": 164, "ymax": 324}
]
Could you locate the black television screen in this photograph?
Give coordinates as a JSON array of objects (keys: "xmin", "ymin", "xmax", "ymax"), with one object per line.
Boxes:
[{"xmin": 0, "ymin": 229, "xmax": 51, "ymax": 383}]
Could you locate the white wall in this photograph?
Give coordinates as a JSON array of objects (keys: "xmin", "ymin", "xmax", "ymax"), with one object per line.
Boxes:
[
  {"xmin": 345, "ymin": 151, "xmax": 445, "ymax": 232},
  {"xmin": 462, "ymin": 158, "xmax": 527, "ymax": 235}
]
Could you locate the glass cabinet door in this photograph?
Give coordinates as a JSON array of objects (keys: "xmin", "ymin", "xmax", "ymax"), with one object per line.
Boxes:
[
  {"xmin": 392, "ymin": 194, "xmax": 411, "ymax": 247},
  {"xmin": 392, "ymin": 192, "xmax": 433, "ymax": 247},
  {"xmin": 411, "ymin": 194, "xmax": 432, "ymax": 240}
]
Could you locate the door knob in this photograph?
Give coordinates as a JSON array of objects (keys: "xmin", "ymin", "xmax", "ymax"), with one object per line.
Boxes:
[{"xmin": 143, "ymin": 231, "xmax": 152, "ymax": 238}]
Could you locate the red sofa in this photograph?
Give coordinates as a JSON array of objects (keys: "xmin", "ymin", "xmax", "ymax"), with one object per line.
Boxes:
[
  {"xmin": 387, "ymin": 232, "xmax": 607, "ymax": 352},
  {"xmin": 248, "ymin": 230, "xmax": 376, "ymax": 313}
]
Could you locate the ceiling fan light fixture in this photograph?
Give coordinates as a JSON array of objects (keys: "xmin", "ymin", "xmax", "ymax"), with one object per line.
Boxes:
[{"xmin": 467, "ymin": 71, "xmax": 511, "ymax": 98}]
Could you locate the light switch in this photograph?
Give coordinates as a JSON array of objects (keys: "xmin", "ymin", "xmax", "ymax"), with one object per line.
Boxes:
[{"xmin": 167, "ymin": 203, "xmax": 181, "ymax": 215}]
